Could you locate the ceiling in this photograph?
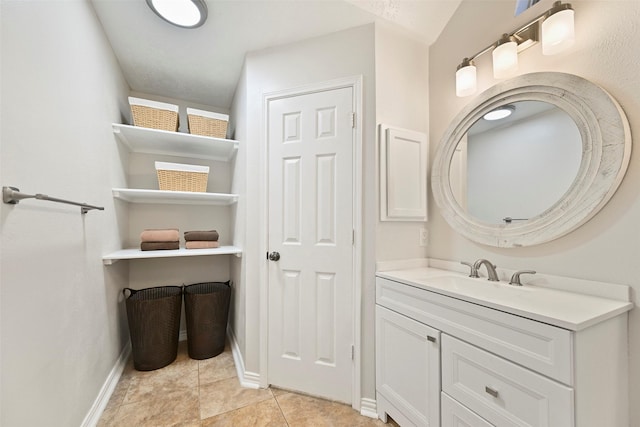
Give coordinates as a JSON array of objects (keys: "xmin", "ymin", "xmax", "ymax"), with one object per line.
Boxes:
[{"xmin": 91, "ymin": 0, "xmax": 461, "ymax": 109}]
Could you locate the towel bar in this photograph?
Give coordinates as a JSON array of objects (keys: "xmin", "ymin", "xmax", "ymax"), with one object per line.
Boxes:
[{"xmin": 2, "ymin": 186, "xmax": 104, "ymax": 214}]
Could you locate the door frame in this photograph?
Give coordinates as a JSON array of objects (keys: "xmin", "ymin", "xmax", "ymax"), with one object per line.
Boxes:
[{"xmin": 259, "ymin": 76, "xmax": 364, "ymax": 410}]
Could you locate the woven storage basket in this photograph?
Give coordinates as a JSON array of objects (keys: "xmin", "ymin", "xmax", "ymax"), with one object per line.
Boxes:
[
  {"xmin": 155, "ymin": 161, "xmax": 209, "ymax": 192},
  {"xmin": 129, "ymin": 97, "xmax": 179, "ymax": 131},
  {"xmin": 187, "ymin": 108, "xmax": 229, "ymax": 138},
  {"xmin": 184, "ymin": 281, "xmax": 231, "ymax": 359},
  {"xmin": 123, "ymin": 286, "xmax": 182, "ymax": 371}
]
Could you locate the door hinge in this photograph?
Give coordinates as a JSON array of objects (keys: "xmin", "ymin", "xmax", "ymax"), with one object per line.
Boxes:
[
  {"xmin": 350, "ymin": 112, "xmax": 356, "ymax": 128},
  {"xmin": 352, "ymin": 229, "xmax": 355, "ymax": 245},
  {"xmin": 351, "ymin": 345, "xmax": 355, "ymax": 360}
]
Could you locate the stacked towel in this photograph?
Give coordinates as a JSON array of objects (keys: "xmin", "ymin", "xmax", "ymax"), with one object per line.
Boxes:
[
  {"xmin": 184, "ymin": 229, "xmax": 219, "ymax": 249},
  {"xmin": 140, "ymin": 228, "xmax": 180, "ymax": 251}
]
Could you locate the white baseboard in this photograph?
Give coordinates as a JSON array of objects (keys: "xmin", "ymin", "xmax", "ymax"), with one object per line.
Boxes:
[
  {"xmin": 360, "ymin": 397, "xmax": 378, "ymax": 419},
  {"xmin": 81, "ymin": 342, "xmax": 131, "ymax": 427},
  {"xmin": 227, "ymin": 327, "xmax": 261, "ymax": 389}
]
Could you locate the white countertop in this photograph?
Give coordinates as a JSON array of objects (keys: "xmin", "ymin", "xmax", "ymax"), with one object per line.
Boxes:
[{"xmin": 377, "ymin": 267, "xmax": 633, "ymax": 331}]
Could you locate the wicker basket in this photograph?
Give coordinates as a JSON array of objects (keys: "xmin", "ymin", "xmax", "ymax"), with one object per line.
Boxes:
[
  {"xmin": 129, "ymin": 97, "xmax": 179, "ymax": 131},
  {"xmin": 155, "ymin": 162, "xmax": 209, "ymax": 192},
  {"xmin": 184, "ymin": 281, "xmax": 231, "ymax": 360},
  {"xmin": 123, "ymin": 286, "xmax": 183, "ymax": 371},
  {"xmin": 187, "ymin": 108, "xmax": 229, "ymax": 138}
]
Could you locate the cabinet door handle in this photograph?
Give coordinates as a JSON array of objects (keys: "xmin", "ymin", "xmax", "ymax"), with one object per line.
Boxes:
[
  {"xmin": 427, "ymin": 336, "xmax": 436, "ymax": 343},
  {"xmin": 485, "ymin": 386, "xmax": 499, "ymax": 398}
]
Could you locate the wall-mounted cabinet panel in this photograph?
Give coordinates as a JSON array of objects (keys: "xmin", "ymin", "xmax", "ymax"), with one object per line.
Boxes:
[{"xmin": 379, "ymin": 124, "xmax": 428, "ymax": 221}]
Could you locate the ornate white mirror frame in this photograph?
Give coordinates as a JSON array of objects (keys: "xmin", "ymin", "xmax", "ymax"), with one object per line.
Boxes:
[{"xmin": 432, "ymin": 72, "xmax": 631, "ymax": 247}]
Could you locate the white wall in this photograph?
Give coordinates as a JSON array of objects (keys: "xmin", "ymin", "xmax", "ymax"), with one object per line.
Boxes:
[
  {"xmin": 375, "ymin": 22, "xmax": 430, "ymax": 260},
  {"xmin": 229, "ymin": 65, "xmax": 248, "ymax": 359},
  {"xmin": 0, "ymin": 1, "xmax": 130, "ymax": 426},
  {"xmin": 230, "ymin": 24, "xmax": 377, "ymax": 398},
  {"xmin": 429, "ymin": 0, "xmax": 640, "ymax": 423}
]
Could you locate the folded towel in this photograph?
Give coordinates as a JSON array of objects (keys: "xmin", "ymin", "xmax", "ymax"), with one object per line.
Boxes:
[
  {"xmin": 185, "ymin": 241, "xmax": 220, "ymax": 249},
  {"xmin": 140, "ymin": 228, "xmax": 180, "ymax": 243},
  {"xmin": 140, "ymin": 241, "xmax": 180, "ymax": 251},
  {"xmin": 184, "ymin": 230, "xmax": 219, "ymax": 242}
]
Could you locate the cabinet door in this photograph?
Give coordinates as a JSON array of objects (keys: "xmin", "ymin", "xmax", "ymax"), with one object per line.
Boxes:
[{"xmin": 376, "ymin": 305, "xmax": 440, "ymax": 426}]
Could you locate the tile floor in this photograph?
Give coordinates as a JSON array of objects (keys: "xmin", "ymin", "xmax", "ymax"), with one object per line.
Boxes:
[{"xmin": 98, "ymin": 341, "xmax": 398, "ymax": 426}]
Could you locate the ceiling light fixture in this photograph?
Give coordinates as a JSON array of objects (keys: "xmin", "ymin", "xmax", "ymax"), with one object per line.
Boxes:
[
  {"xmin": 483, "ymin": 104, "xmax": 516, "ymax": 121},
  {"xmin": 455, "ymin": 1, "xmax": 575, "ymax": 97},
  {"xmin": 146, "ymin": 0, "xmax": 208, "ymax": 29}
]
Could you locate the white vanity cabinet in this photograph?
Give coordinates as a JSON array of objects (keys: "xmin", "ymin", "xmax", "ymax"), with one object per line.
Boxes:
[{"xmin": 375, "ymin": 269, "xmax": 632, "ymax": 427}]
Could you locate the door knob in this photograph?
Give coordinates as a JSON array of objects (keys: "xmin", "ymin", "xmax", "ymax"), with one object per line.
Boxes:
[{"xmin": 268, "ymin": 251, "xmax": 281, "ymax": 261}]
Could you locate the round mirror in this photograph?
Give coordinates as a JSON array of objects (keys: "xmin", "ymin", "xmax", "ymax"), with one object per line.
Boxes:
[
  {"xmin": 432, "ymin": 72, "xmax": 631, "ymax": 247},
  {"xmin": 449, "ymin": 100, "xmax": 582, "ymax": 225}
]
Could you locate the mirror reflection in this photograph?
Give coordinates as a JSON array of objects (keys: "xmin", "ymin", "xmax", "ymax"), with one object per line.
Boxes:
[{"xmin": 449, "ymin": 100, "xmax": 582, "ymax": 224}]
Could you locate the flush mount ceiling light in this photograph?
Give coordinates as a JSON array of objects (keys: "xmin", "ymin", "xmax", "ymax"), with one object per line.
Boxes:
[
  {"xmin": 146, "ymin": 0, "xmax": 208, "ymax": 29},
  {"xmin": 455, "ymin": 1, "xmax": 575, "ymax": 97},
  {"xmin": 483, "ymin": 104, "xmax": 516, "ymax": 120}
]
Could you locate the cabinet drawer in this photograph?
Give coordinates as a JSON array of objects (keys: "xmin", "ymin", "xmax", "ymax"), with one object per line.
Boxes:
[
  {"xmin": 441, "ymin": 392, "xmax": 494, "ymax": 427},
  {"xmin": 442, "ymin": 335, "xmax": 574, "ymax": 427},
  {"xmin": 376, "ymin": 277, "xmax": 573, "ymax": 385}
]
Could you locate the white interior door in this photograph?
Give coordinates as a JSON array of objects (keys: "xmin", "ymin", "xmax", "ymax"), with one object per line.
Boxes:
[{"xmin": 267, "ymin": 86, "xmax": 354, "ymax": 403}]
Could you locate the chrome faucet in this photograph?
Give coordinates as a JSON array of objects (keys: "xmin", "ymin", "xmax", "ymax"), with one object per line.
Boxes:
[{"xmin": 473, "ymin": 259, "xmax": 500, "ymax": 281}]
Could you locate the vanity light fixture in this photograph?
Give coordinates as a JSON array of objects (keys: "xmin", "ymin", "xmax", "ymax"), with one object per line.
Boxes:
[
  {"xmin": 456, "ymin": 58, "xmax": 477, "ymax": 97},
  {"xmin": 483, "ymin": 104, "xmax": 515, "ymax": 120},
  {"xmin": 455, "ymin": 1, "xmax": 575, "ymax": 97},
  {"xmin": 146, "ymin": 0, "xmax": 208, "ymax": 29},
  {"xmin": 492, "ymin": 34, "xmax": 519, "ymax": 79},
  {"xmin": 542, "ymin": 2, "xmax": 575, "ymax": 55}
]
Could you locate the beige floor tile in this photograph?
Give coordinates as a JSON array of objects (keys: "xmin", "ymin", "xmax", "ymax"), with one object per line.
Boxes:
[
  {"xmin": 276, "ymin": 392, "xmax": 387, "ymax": 427},
  {"xmin": 268, "ymin": 386, "xmax": 290, "ymax": 397},
  {"xmin": 103, "ymin": 374, "xmax": 132, "ymax": 411},
  {"xmin": 201, "ymin": 398, "xmax": 287, "ymax": 427},
  {"xmin": 123, "ymin": 360, "xmax": 199, "ymax": 405},
  {"xmin": 198, "ymin": 350, "xmax": 237, "ymax": 385},
  {"xmin": 110, "ymin": 387, "xmax": 200, "ymax": 427},
  {"xmin": 199, "ymin": 376, "xmax": 273, "ymax": 419},
  {"xmin": 96, "ymin": 405, "xmax": 120, "ymax": 427}
]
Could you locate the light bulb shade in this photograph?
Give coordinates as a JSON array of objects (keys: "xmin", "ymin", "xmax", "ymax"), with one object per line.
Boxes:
[
  {"xmin": 146, "ymin": 0, "xmax": 207, "ymax": 28},
  {"xmin": 492, "ymin": 41, "xmax": 518, "ymax": 79},
  {"xmin": 542, "ymin": 8, "xmax": 575, "ymax": 55},
  {"xmin": 456, "ymin": 64, "xmax": 477, "ymax": 97}
]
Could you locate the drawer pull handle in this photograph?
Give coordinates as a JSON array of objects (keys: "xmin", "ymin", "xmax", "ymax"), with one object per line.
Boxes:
[
  {"xmin": 427, "ymin": 336, "xmax": 436, "ymax": 343},
  {"xmin": 485, "ymin": 386, "xmax": 499, "ymax": 398}
]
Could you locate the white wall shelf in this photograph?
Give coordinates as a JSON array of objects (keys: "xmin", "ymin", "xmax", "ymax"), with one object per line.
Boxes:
[
  {"xmin": 112, "ymin": 188, "xmax": 238, "ymax": 205},
  {"xmin": 103, "ymin": 246, "xmax": 243, "ymax": 265},
  {"xmin": 113, "ymin": 123, "xmax": 238, "ymax": 161}
]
